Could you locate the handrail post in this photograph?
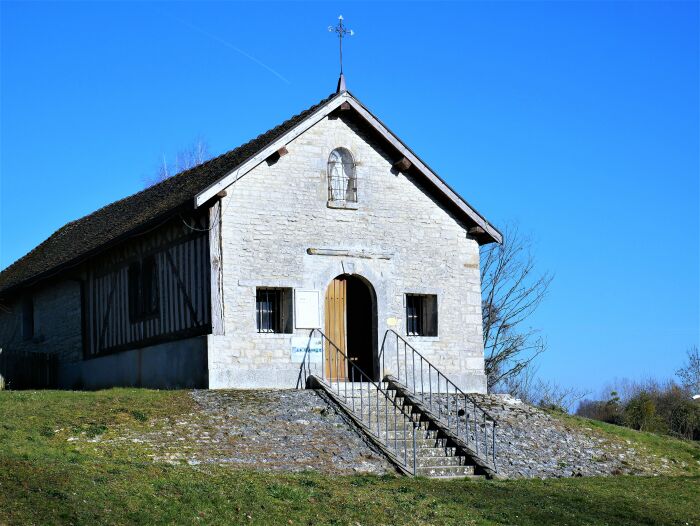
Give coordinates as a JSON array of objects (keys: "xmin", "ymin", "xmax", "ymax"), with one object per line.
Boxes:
[
  {"xmin": 429, "ymin": 365, "xmax": 432, "ymax": 408},
  {"xmin": 376, "ymin": 385, "xmax": 380, "ymax": 434},
  {"xmin": 474, "ymin": 401, "xmax": 479, "ymax": 454},
  {"xmin": 412, "ymin": 422, "xmax": 418, "ymax": 476},
  {"xmin": 465, "ymin": 414, "xmax": 470, "ymax": 447},
  {"xmin": 420, "ymin": 357, "xmax": 424, "ymax": 401},
  {"xmin": 411, "ymin": 347, "xmax": 415, "ymax": 392},
  {"xmin": 492, "ymin": 422, "xmax": 497, "ymax": 469},
  {"xmin": 351, "ymin": 365, "xmax": 355, "ymax": 411},
  {"xmin": 446, "ymin": 380, "xmax": 450, "ymax": 429}
]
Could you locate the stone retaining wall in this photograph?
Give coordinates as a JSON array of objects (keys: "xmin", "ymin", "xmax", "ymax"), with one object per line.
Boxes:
[{"xmin": 94, "ymin": 390, "xmax": 692, "ymax": 479}]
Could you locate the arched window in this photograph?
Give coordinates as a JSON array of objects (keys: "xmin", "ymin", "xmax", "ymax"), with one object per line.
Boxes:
[{"xmin": 327, "ymin": 148, "xmax": 357, "ymax": 203}]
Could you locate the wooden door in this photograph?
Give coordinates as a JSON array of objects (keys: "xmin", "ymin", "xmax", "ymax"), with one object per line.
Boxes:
[{"xmin": 325, "ymin": 278, "xmax": 348, "ymax": 380}]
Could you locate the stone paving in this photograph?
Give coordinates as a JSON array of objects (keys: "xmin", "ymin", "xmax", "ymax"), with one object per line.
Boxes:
[
  {"xmin": 109, "ymin": 389, "xmax": 393, "ymax": 475},
  {"xmin": 98, "ymin": 389, "xmax": 690, "ymax": 478},
  {"xmin": 472, "ymin": 393, "xmax": 685, "ymax": 478}
]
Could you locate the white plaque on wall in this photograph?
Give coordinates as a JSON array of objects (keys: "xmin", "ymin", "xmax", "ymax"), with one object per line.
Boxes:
[
  {"xmin": 294, "ymin": 289, "xmax": 321, "ymax": 329},
  {"xmin": 291, "ymin": 336, "xmax": 322, "ymax": 363}
]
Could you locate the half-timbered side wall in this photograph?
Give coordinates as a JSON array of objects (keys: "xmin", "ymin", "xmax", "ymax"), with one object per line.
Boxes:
[{"xmin": 84, "ymin": 210, "xmax": 212, "ymax": 357}]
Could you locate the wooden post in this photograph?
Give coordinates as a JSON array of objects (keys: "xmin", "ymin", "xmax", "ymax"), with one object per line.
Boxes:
[{"xmin": 209, "ymin": 200, "xmax": 225, "ymax": 335}]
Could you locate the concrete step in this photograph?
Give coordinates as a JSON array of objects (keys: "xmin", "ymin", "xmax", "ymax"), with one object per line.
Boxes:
[
  {"xmin": 324, "ymin": 382, "xmax": 391, "ymax": 391},
  {"xmin": 378, "ymin": 429, "xmax": 442, "ymax": 440},
  {"xmin": 379, "ymin": 434, "xmax": 447, "ymax": 447},
  {"xmin": 350, "ymin": 409, "xmax": 419, "ymax": 420},
  {"xmin": 360, "ymin": 425, "xmax": 432, "ymax": 439},
  {"xmin": 416, "ymin": 456, "xmax": 473, "ymax": 469},
  {"xmin": 388, "ymin": 445, "xmax": 459, "ymax": 458},
  {"xmin": 381, "ymin": 438, "xmax": 449, "ymax": 450},
  {"xmin": 426, "ymin": 474, "xmax": 486, "ymax": 480},
  {"xmin": 416, "ymin": 465, "xmax": 477, "ymax": 478},
  {"xmin": 341, "ymin": 405, "xmax": 414, "ymax": 418},
  {"xmin": 349, "ymin": 408, "xmax": 424, "ymax": 421},
  {"xmin": 340, "ymin": 397, "xmax": 409, "ymax": 408},
  {"xmin": 380, "ymin": 428, "xmax": 439, "ymax": 439}
]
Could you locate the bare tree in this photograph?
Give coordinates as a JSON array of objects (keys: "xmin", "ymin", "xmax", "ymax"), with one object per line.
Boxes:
[
  {"xmin": 500, "ymin": 364, "xmax": 588, "ymax": 412},
  {"xmin": 528, "ymin": 379, "xmax": 589, "ymax": 412},
  {"xmin": 481, "ymin": 224, "xmax": 553, "ymax": 390},
  {"xmin": 677, "ymin": 345, "xmax": 700, "ymax": 396},
  {"xmin": 145, "ymin": 138, "xmax": 211, "ymax": 187}
]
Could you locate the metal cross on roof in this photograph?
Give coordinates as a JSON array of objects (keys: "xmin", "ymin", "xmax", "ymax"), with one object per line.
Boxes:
[{"xmin": 328, "ymin": 15, "xmax": 354, "ymax": 76}]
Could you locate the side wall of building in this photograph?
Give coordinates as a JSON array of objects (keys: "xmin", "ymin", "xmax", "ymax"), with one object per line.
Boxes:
[
  {"xmin": 83, "ymin": 211, "xmax": 212, "ymax": 358},
  {"xmin": 208, "ymin": 113, "xmax": 487, "ymax": 392},
  {"xmin": 57, "ymin": 336, "xmax": 207, "ymax": 390},
  {"xmin": 0, "ymin": 211, "xmax": 212, "ymax": 390},
  {"xmin": 0, "ymin": 280, "xmax": 83, "ymax": 363}
]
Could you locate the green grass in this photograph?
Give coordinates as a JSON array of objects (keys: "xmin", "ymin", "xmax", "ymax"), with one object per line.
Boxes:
[{"xmin": 1, "ymin": 389, "xmax": 698, "ymax": 526}]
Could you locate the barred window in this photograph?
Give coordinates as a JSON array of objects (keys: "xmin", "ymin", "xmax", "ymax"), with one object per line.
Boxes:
[
  {"xmin": 327, "ymin": 148, "xmax": 357, "ymax": 202},
  {"xmin": 406, "ymin": 294, "xmax": 438, "ymax": 337},
  {"xmin": 256, "ymin": 288, "xmax": 293, "ymax": 333}
]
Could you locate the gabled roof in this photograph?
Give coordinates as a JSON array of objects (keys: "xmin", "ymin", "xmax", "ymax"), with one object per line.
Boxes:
[{"xmin": 0, "ymin": 90, "xmax": 500, "ymax": 296}]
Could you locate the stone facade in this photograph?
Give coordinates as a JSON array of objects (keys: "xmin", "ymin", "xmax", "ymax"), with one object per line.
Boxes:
[
  {"xmin": 0, "ymin": 280, "xmax": 83, "ymax": 364},
  {"xmin": 208, "ymin": 113, "xmax": 487, "ymax": 392}
]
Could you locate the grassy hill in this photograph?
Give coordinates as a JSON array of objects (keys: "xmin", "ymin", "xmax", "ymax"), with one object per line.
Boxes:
[{"xmin": 1, "ymin": 389, "xmax": 698, "ymax": 526}]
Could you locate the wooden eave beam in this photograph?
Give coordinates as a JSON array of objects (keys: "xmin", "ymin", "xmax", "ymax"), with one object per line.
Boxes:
[
  {"xmin": 266, "ymin": 146, "xmax": 289, "ymax": 166},
  {"xmin": 392, "ymin": 157, "xmax": 412, "ymax": 172}
]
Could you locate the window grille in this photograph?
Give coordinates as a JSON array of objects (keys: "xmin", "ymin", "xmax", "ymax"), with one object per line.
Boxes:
[
  {"xmin": 327, "ymin": 148, "xmax": 357, "ymax": 202},
  {"xmin": 256, "ymin": 288, "xmax": 293, "ymax": 333},
  {"xmin": 406, "ymin": 294, "xmax": 438, "ymax": 337}
]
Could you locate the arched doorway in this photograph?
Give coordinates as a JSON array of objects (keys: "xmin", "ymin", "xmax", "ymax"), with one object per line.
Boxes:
[{"xmin": 324, "ymin": 274, "xmax": 378, "ymax": 381}]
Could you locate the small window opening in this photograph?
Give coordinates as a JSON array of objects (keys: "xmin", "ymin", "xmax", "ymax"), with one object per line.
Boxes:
[
  {"xmin": 327, "ymin": 148, "xmax": 357, "ymax": 202},
  {"xmin": 22, "ymin": 296, "xmax": 34, "ymax": 341},
  {"xmin": 256, "ymin": 288, "xmax": 293, "ymax": 333},
  {"xmin": 128, "ymin": 255, "xmax": 159, "ymax": 322},
  {"xmin": 406, "ymin": 294, "xmax": 438, "ymax": 337}
]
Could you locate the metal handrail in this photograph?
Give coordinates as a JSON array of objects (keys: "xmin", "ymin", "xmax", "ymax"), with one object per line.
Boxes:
[
  {"xmin": 379, "ymin": 329, "xmax": 498, "ymax": 468},
  {"xmin": 300, "ymin": 328, "xmax": 420, "ymax": 475}
]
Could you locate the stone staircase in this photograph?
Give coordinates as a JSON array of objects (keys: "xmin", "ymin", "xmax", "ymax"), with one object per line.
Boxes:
[
  {"xmin": 309, "ymin": 378, "xmax": 489, "ymax": 479},
  {"xmin": 301, "ymin": 329, "xmax": 498, "ymax": 479}
]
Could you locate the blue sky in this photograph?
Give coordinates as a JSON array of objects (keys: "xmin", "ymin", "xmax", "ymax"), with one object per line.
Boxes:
[{"xmin": 1, "ymin": 1, "xmax": 698, "ymax": 393}]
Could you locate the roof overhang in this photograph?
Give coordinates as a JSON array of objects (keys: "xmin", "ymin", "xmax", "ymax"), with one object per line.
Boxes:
[{"xmin": 194, "ymin": 91, "xmax": 502, "ymax": 245}]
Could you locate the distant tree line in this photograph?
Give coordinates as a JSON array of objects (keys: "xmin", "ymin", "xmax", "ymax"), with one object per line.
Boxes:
[{"xmin": 576, "ymin": 346, "xmax": 700, "ymax": 441}]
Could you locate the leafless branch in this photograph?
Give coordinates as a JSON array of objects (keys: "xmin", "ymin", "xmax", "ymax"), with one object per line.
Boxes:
[
  {"xmin": 145, "ymin": 137, "xmax": 211, "ymax": 187},
  {"xmin": 481, "ymin": 223, "xmax": 553, "ymax": 390}
]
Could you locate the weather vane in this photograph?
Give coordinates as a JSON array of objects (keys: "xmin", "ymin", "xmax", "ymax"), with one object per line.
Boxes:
[{"xmin": 329, "ymin": 15, "xmax": 354, "ymax": 76}]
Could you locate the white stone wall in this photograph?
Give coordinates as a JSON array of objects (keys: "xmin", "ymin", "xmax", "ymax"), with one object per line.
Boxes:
[
  {"xmin": 208, "ymin": 114, "xmax": 487, "ymax": 393},
  {"xmin": 0, "ymin": 280, "xmax": 83, "ymax": 363}
]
